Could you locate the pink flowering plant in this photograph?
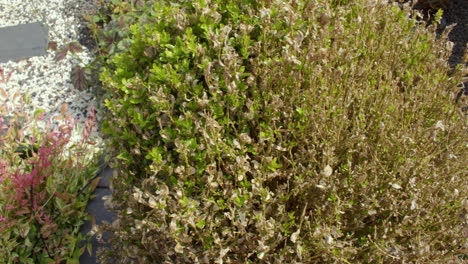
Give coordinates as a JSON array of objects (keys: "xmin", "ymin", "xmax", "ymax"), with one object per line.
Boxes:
[{"xmin": 0, "ymin": 90, "xmax": 103, "ymax": 263}]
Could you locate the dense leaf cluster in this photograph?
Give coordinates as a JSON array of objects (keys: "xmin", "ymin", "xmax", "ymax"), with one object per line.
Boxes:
[
  {"xmin": 0, "ymin": 95, "xmax": 102, "ymax": 263},
  {"xmin": 94, "ymin": 0, "xmax": 466, "ymax": 263}
]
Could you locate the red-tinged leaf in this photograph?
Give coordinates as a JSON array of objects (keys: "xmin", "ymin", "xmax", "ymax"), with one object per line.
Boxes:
[
  {"xmin": 82, "ymin": 14, "xmax": 92, "ymax": 22},
  {"xmin": 118, "ymin": 16, "xmax": 126, "ymax": 28},
  {"xmin": 15, "ymin": 209, "xmax": 29, "ymax": 215},
  {"xmin": 71, "ymin": 66, "xmax": 88, "ymax": 91},
  {"xmin": 41, "ymin": 229, "xmax": 52, "ymax": 239},
  {"xmin": 48, "ymin": 41, "xmax": 58, "ymax": 51},
  {"xmin": 54, "ymin": 191, "xmax": 66, "ymax": 201},
  {"xmin": 136, "ymin": 0, "xmax": 144, "ymax": 8},
  {"xmin": 91, "ymin": 214, "xmax": 96, "ymax": 229},
  {"xmin": 104, "ymin": 36, "xmax": 114, "ymax": 45},
  {"xmin": 0, "ymin": 67, "xmax": 4, "ymax": 81},
  {"xmin": 6, "ymin": 69, "xmax": 15, "ymax": 82},
  {"xmin": 54, "ymin": 191, "xmax": 72, "ymax": 202},
  {"xmin": 58, "ymin": 124, "xmax": 72, "ymax": 134},
  {"xmin": 55, "ymin": 47, "xmax": 68, "ymax": 61},
  {"xmin": 61, "ymin": 103, "xmax": 67, "ymax": 117},
  {"xmin": 67, "ymin": 42, "xmax": 84, "ymax": 53},
  {"xmin": 0, "ymin": 88, "xmax": 8, "ymax": 97},
  {"xmin": 144, "ymin": 47, "xmax": 154, "ymax": 57},
  {"xmin": 89, "ymin": 176, "xmax": 101, "ymax": 192}
]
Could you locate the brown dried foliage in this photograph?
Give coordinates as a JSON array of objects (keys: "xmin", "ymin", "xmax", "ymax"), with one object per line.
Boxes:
[{"xmin": 94, "ymin": 0, "xmax": 467, "ymax": 263}]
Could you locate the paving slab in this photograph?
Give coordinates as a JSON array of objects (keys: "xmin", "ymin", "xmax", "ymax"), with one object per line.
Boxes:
[
  {"xmin": 0, "ymin": 22, "xmax": 48, "ymax": 62},
  {"xmin": 96, "ymin": 162, "xmax": 112, "ymax": 188}
]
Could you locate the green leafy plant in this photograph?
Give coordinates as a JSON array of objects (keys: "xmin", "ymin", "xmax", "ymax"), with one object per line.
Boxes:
[
  {"xmin": 0, "ymin": 91, "xmax": 103, "ymax": 263},
  {"xmin": 91, "ymin": 0, "xmax": 466, "ymax": 263},
  {"xmin": 82, "ymin": 0, "xmax": 158, "ymax": 113},
  {"xmin": 47, "ymin": 40, "xmax": 92, "ymax": 91},
  {"xmin": 0, "ymin": 67, "xmax": 15, "ymax": 84},
  {"xmin": 54, "ymin": 42, "xmax": 84, "ymax": 62}
]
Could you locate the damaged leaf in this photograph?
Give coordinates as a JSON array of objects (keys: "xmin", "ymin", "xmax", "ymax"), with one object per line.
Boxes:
[
  {"xmin": 48, "ymin": 41, "xmax": 58, "ymax": 51},
  {"xmin": 55, "ymin": 46, "xmax": 69, "ymax": 61},
  {"xmin": 71, "ymin": 65, "xmax": 88, "ymax": 91},
  {"xmin": 67, "ymin": 42, "xmax": 84, "ymax": 54}
]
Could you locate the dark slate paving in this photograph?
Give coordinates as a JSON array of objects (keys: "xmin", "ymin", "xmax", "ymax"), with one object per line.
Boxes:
[
  {"xmin": 80, "ymin": 166, "xmax": 116, "ymax": 264},
  {"xmin": 0, "ymin": 22, "xmax": 48, "ymax": 62},
  {"xmin": 97, "ymin": 163, "xmax": 112, "ymax": 188}
]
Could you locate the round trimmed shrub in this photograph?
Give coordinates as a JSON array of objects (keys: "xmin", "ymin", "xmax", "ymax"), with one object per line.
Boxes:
[{"xmin": 97, "ymin": 0, "xmax": 466, "ymax": 263}]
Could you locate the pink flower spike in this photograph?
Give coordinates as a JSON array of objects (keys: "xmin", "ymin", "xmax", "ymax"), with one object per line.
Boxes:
[{"xmin": 89, "ymin": 106, "xmax": 96, "ymax": 121}]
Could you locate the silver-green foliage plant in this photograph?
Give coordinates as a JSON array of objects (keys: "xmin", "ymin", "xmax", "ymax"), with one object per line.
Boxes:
[{"xmin": 96, "ymin": 0, "xmax": 467, "ymax": 263}]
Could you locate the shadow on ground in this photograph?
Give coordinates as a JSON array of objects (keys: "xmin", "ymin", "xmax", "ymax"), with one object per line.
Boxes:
[{"xmin": 79, "ymin": 166, "xmax": 116, "ymax": 264}]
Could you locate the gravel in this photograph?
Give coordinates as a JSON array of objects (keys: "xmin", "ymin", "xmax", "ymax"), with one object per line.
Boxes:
[{"xmin": 0, "ymin": 0, "xmax": 103, "ymax": 143}]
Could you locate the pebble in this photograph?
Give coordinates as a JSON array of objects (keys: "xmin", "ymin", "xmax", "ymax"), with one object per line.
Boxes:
[{"xmin": 0, "ymin": 0, "xmax": 103, "ymax": 145}]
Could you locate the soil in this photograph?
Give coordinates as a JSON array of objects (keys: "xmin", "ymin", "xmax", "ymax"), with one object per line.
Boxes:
[
  {"xmin": 444, "ymin": 0, "xmax": 467, "ymax": 68},
  {"xmin": 442, "ymin": 0, "xmax": 467, "ymax": 110}
]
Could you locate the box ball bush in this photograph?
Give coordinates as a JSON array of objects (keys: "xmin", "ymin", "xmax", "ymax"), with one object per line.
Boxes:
[{"xmin": 96, "ymin": 0, "xmax": 466, "ymax": 263}]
